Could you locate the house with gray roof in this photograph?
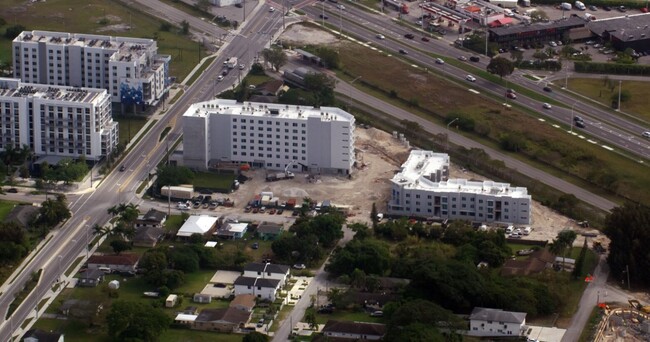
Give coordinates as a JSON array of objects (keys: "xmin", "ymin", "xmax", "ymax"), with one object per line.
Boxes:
[
  {"xmin": 321, "ymin": 320, "xmax": 387, "ymax": 340},
  {"xmin": 255, "ymin": 222, "xmax": 284, "ymax": 240},
  {"xmin": 22, "ymin": 329, "xmax": 64, "ymax": 342},
  {"xmin": 233, "ymin": 276, "xmax": 281, "ymax": 301},
  {"xmin": 469, "ymin": 307, "xmax": 527, "ymax": 337},
  {"xmin": 243, "ymin": 262, "xmax": 290, "ymax": 286}
]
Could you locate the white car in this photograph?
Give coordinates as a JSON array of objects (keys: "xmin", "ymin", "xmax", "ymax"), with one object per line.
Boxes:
[
  {"xmin": 542, "ymin": 103, "xmax": 552, "ymax": 109},
  {"xmin": 293, "ymin": 264, "xmax": 306, "ymax": 270},
  {"xmin": 642, "ymin": 131, "xmax": 650, "ymax": 138},
  {"xmin": 435, "ymin": 58, "xmax": 445, "ymax": 64},
  {"xmin": 465, "ymin": 75, "xmax": 476, "ymax": 82},
  {"xmin": 238, "ymin": 64, "xmax": 245, "ymax": 70},
  {"xmin": 269, "ymin": 6, "xmax": 275, "ymax": 12},
  {"xmin": 217, "ymin": 75, "xmax": 224, "ymax": 81},
  {"xmin": 549, "ymin": 41, "xmax": 557, "ymax": 47},
  {"xmin": 337, "ymin": 4, "xmax": 345, "ymax": 10},
  {"xmin": 376, "ymin": 34, "xmax": 385, "ymax": 39}
]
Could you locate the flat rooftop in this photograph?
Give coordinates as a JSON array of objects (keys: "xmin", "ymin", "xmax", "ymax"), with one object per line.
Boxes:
[
  {"xmin": 183, "ymin": 99, "xmax": 355, "ymax": 123},
  {"xmin": 15, "ymin": 30, "xmax": 156, "ymax": 63},
  {"xmin": 0, "ymin": 78, "xmax": 106, "ymax": 103},
  {"xmin": 588, "ymin": 13, "xmax": 650, "ymax": 41},
  {"xmin": 396, "ymin": 150, "xmax": 449, "ymax": 182}
]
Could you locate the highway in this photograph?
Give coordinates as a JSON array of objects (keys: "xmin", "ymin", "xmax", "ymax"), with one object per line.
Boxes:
[
  {"xmin": 0, "ymin": 2, "xmax": 287, "ymax": 340},
  {"xmin": 304, "ymin": 2, "xmax": 650, "ymax": 160}
]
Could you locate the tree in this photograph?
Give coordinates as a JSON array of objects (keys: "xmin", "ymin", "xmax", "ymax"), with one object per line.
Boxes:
[
  {"xmin": 530, "ymin": 9, "xmax": 549, "ymax": 22},
  {"xmin": 36, "ymin": 194, "xmax": 71, "ymax": 228},
  {"xmin": 107, "ymin": 300, "xmax": 170, "ymax": 341},
  {"xmin": 156, "ymin": 165, "xmax": 194, "ymax": 188},
  {"xmin": 370, "ymin": 203, "xmax": 378, "ymax": 228},
  {"xmin": 487, "ymin": 57, "xmax": 515, "ymax": 79},
  {"xmin": 326, "ymin": 239, "xmax": 391, "ymax": 276},
  {"xmin": 4, "ymin": 25, "xmax": 26, "ymax": 40},
  {"xmin": 180, "ymin": 20, "xmax": 190, "ymax": 35},
  {"xmin": 604, "ymin": 203, "xmax": 650, "ymax": 286},
  {"xmin": 261, "ymin": 46, "xmax": 287, "ymax": 72},
  {"xmin": 572, "ymin": 238, "xmax": 588, "ymax": 279},
  {"xmin": 550, "ymin": 230, "xmax": 577, "ymax": 269},
  {"xmin": 317, "ymin": 47, "xmax": 340, "ymax": 69},
  {"xmin": 195, "ymin": 0, "xmax": 210, "ymax": 11},
  {"xmin": 110, "ymin": 240, "xmax": 132, "ymax": 255},
  {"xmin": 243, "ymin": 332, "xmax": 269, "ymax": 342},
  {"xmin": 510, "ymin": 50, "xmax": 524, "ymax": 62},
  {"xmin": 303, "ymin": 73, "xmax": 336, "ymax": 107},
  {"xmin": 305, "ymin": 308, "xmax": 317, "ymax": 330}
]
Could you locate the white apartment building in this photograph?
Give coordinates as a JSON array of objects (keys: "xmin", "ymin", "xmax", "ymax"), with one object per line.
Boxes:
[
  {"xmin": 12, "ymin": 30, "xmax": 171, "ymax": 106},
  {"xmin": 0, "ymin": 78, "xmax": 118, "ymax": 161},
  {"xmin": 387, "ymin": 150, "xmax": 531, "ymax": 224},
  {"xmin": 469, "ymin": 307, "xmax": 527, "ymax": 337},
  {"xmin": 182, "ymin": 99, "xmax": 355, "ymax": 174}
]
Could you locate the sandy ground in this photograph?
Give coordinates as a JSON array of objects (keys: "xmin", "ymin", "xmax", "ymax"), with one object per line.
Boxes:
[{"xmin": 280, "ymin": 23, "xmax": 341, "ymax": 46}]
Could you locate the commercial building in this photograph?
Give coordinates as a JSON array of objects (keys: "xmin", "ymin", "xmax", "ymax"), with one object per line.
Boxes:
[
  {"xmin": 387, "ymin": 150, "xmax": 531, "ymax": 224},
  {"xmin": 0, "ymin": 78, "xmax": 118, "ymax": 160},
  {"xmin": 588, "ymin": 13, "xmax": 650, "ymax": 52},
  {"xmin": 182, "ymin": 99, "xmax": 355, "ymax": 174},
  {"xmin": 489, "ymin": 16, "xmax": 587, "ymax": 47},
  {"xmin": 12, "ymin": 30, "xmax": 171, "ymax": 107}
]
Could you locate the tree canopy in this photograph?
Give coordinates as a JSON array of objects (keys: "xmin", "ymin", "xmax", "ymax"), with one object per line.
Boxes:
[
  {"xmin": 604, "ymin": 202, "xmax": 650, "ymax": 286},
  {"xmin": 155, "ymin": 165, "xmax": 194, "ymax": 189},
  {"xmin": 487, "ymin": 57, "xmax": 515, "ymax": 79},
  {"xmin": 326, "ymin": 239, "xmax": 390, "ymax": 276},
  {"xmin": 261, "ymin": 46, "xmax": 287, "ymax": 72},
  {"xmin": 106, "ymin": 300, "xmax": 170, "ymax": 341}
]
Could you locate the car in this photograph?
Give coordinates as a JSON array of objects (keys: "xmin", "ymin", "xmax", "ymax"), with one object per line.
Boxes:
[
  {"xmin": 642, "ymin": 131, "xmax": 650, "ymax": 138},
  {"xmin": 465, "ymin": 75, "xmax": 476, "ymax": 82},
  {"xmin": 292, "ymin": 210, "xmax": 299, "ymax": 216},
  {"xmin": 119, "ymin": 165, "xmax": 126, "ymax": 172},
  {"xmin": 603, "ymin": 5, "xmax": 611, "ymax": 11},
  {"xmin": 370, "ymin": 311, "xmax": 384, "ymax": 317},
  {"xmin": 259, "ymin": 206, "xmax": 266, "ymax": 213},
  {"xmin": 221, "ymin": 70, "xmax": 228, "ymax": 76},
  {"xmin": 6, "ymin": 188, "xmax": 18, "ymax": 193},
  {"xmin": 256, "ymin": 319, "xmax": 264, "ymax": 327},
  {"xmin": 336, "ymin": 4, "xmax": 345, "ymax": 10},
  {"xmin": 376, "ymin": 34, "xmax": 385, "ymax": 39},
  {"xmin": 421, "ymin": 36, "xmax": 430, "ymax": 42},
  {"xmin": 593, "ymin": 43, "xmax": 602, "ymax": 48},
  {"xmin": 589, "ymin": 5, "xmax": 597, "ymax": 11},
  {"xmin": 618, "ymin": 6, "xmax": 626, "ymax": 12},
  {"xmin": 238, "ymin": 64, "xmax": 245, "ymax": 70},
  {"xmin": 293, "ymin": 264, "xmax": 306, "ymax": 269},
  {"xmin": 244, "ymin": 206, "xmax": 252, "ymax": 213},
  {"xmin": 269, "ymin": 208, "xmax": 276, "ymax": 215},
  {"xmin": 252, "ymin": 243, "xmax": 259, "ymax": 250},
  {"xmin": 235, "ymin": 3, "xmax": 243, "ymax": 7},
  {"xmin": 506, "ymin": 92, "xmax": 517, "ymax": 99},
  {"xmin": 573, "ymin": 116, "xmax": 584, "ymax": 122},
  {"xmin": 469, "ymin": 56, "xmax": 480, "ymax": 62},
  {"xmin": 435, "ymin": 58, "xmax": 444, "ymax": 64},
  {"xmin": 585, "ymin": 40, "xmax": 595, "ymax": 45},
  {"xmin": 398, "ymin": 49, "xmax": 408, "ymax": 55},
  {"xmin": 269, "ymin": 6, "xmax": 275, "ymax": 12},
  {"xmin": 575, "ymin": 121, "xmax": 586, "ymax": 128},
  {"xmin": 542, "ymin": 103, "xmax": 552, "ymax": 109},
  {"xmin": 458, "ymin": 55, "xmax": 468, "ymax": 61},
  {"xmin": 416, "ymin": 20, "xmax": 423, "ymax": 25},
  {"xmin": 252, "ymin": 207, "xmax": 259, "ymax": 213},
  {"xmin": 549, "ymin": 41, "xmax": 557, "ymax": 47},
  {"xmin": 404, "ymin": 33, "xmax": 415, "ymax": 39},
  {"xmin": 319, "ymin": 14, "xmax": 328, "ymax": 19},
  {"xmin": 543, "ymin": 86, "xmax": 552, "ymax": 92},
  {"xmin": 318, "ymin": 307, "xmax": 334, "ymax": 314}
]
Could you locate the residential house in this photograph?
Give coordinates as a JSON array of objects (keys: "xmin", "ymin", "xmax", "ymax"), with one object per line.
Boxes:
[
  {"xmin": 468, "ymin": 307, "xmax": 527, "ymax": 337},
  {"xmin": 215, "ymin": 222, "xmax": 248, "ymax": 240},
  {"xmin": 243, "ymin": 262, "xmax": 290, "ymax": 286},
  {"xmin": 321, "ymin": 320, "xmax": 387, "ymax": 340},
  {"xmin": 132, "ymin": 226, "xmax": 165, "ymax": 248},
  {"xmin": 135, "ymin": 209, "xmax": 167, "ymax": 229},
  {"xmin": 58, "ymin": 299, "xmax": 103, "ymax": 319},
  {"xmin": 257, "ymin": 80, "xmax": 285, "ymax": 96},
  {"xmin": 77, "ymin": 269, "xmax": 104, "ymax": 288},
  {"xmin": 177, "ymin": 215, "xmax": 218, "ymax": 238},
  {"xmin": 193, "ymin": 293, "xmax": 212, "ymax": 304},
  {"xmin": 376, "ymin": 277, "xmax": 410, "ymax": 293},
  {"xmin": 22, "ymin": 329, "xmax": 64, "ymax": 342},
  {"xmin": 174, "ymin": 314, "xmax": 197, "ymax": 326},
  {"xmin": 86, "ymin": 254, "xmax": 140, "ymax": 273},
  {"xmin": 501, "ymin": 249, "xmax": 555, "ymax": 276},
  {"xmin": 256, "ymin": 222, "xmax": 284, "ymax": 240},
  {"xmin": 233, "ymin": 277, "xmax": 281, "ymax": 301},
  {"xmin": 229, "ymin": 294, "xmax": 256, "ymax": 312},
  {"xmin": 192, "ymin": 308, "xmax": 251, "ymax": 333}
]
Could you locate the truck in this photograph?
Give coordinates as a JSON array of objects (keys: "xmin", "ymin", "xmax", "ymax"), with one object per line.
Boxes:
[
  {"xmin": 161, "ymin": 185, "xmax": 194, "ymax": 200},
  {"xmin": 383, "ymin": 0, "xmax": 409, "ymax": 14},
  {"xmin": 266, "ymin": 161, "xmax": 297, "ymax": 182},
  {"xmin": 225, "ymin": 57, "xmax": 238, "ymax": 69}
]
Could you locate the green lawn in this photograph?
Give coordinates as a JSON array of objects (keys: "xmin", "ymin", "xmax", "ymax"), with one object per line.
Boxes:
[
  {"xmin": 314, "ymin": 310, "xmax": 383, "ymax": 325},
  {"xmin": 113, "ymin": 116, "xmax": 148, "ymax": 146},
  {"xmin": 165, "ymin": 214, "xmax": 187, "ymax": 232},
  {"xmin": 0, "ymin": 200, "xmax": 18, "ymax": 221},
  {"xmin": 192, "ymin": 172, "xmax": 237, "ymax": 192},
  {"xmin": 0, "ymin": 0, "xmax": 206, "ymax": 81},
  {"xmin": 175, "ymin": 269, "xmax": 218, "ymax": 295},
  {"xmin": 568, "ymin": 78, "xmax": 650, "ymax": 122},
  {"xmin": 159, "ymin": 329, "xmax": 245, "ymax": 342}
]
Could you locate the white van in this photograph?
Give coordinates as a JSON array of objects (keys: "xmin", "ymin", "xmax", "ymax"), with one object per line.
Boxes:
[
  {"xmin": 574, "ymin": 1, "xmax": 586, "ymax": 10},
  {"xmin": 560, "ymin": 2, "xmax": 572, "ymax": 10},
  {"xmin": 98, "ymin": 267, "xmax": 112, "ymax": 274},
  {"xmin": 505, "ymin": 225, "xmax": 514, "ymax": 234},
  {"xmin": 523, "ymin": 227, "xmax": 532, "ymax": 235}
]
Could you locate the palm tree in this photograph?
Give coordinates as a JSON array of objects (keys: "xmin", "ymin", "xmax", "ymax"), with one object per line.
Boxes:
[{"xmin": 92, "ymin": 223, "xmax": 109, "ymax": 237}]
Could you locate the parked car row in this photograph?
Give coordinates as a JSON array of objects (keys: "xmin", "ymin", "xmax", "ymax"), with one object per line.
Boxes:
[{"xmin": 244, "ymin": 205, "xmax": 285, "ymax": 215}]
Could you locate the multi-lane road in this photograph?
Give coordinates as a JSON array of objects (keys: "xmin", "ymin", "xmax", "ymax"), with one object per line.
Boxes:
[{"xmin": 305, "ymin": 1, "xmax": 650, "ymax": 160}]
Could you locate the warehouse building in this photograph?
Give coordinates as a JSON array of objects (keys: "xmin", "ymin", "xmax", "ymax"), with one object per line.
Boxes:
[
  {"xmin": 12, "ymin": 30, "xmax": 171, "ymax": 107},
  {"xmin": 588, "ymin": 13, "xmax": 650, "ymax": 52},
  {"xmin": 0, "ymin": 78, "xmax": 118, "ymax": 160},
  {"xmin": 387, "ymin": 150, "xmax": 531, "ymax": 224},
  {"xmin": 489, "ymin": 16, "xmax": 587, "ymax": 47},
  {"xmin": 182, "ymin": 99, "xmax": 355, "ymax": 174}
]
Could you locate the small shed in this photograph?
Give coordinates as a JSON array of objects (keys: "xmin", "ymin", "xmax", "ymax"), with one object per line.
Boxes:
[
  {"xmin": 193, "ymin": 293, "xmax": 212, "ymax": 304},
  {"xmin": 166, "ymin": 294, "xmax": 179, "ymax": 308}
]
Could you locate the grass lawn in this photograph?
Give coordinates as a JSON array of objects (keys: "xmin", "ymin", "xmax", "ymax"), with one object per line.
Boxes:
[
  {"xmin": 0, "ymin": 0, "xmax": 206, "ymax": 81},
  {"xmin": 192, "ymin": 172, "xmax": 237, "ymax": 191},
  {"xmin": 337, "ymin": 42, "xmax": 650, "ymax": 205},
  {"xmin": 314, "ymin": 310, "xmax": 383, "ymax": 325},
  {"xmin": 0, "ymin": 200, "xmax": 18, "ymax": 221},
  {"xmin": 113, "ymin": 116, "xmax": 148, "ymax": 146},
  {"xmin": 165, "ymin": 214, "xmax": 187, "ymax": 232},
  {"xmin": 159, "ymin": 329, "xmax": 244, "ymax": 342},
  {"xmin": 245, "ymin": 74, "xmax": 274, "ymax": 86},
  {"xmin": 568, "ymin": 78, "xmax": 650, "ymax": 122},
  {"xmin": 578, "ymin": 306, "xmax": 604, "ymax": 342},
  {"xmin": 175, "ymin": 269, "xmax": 218, "ymax": 295}
]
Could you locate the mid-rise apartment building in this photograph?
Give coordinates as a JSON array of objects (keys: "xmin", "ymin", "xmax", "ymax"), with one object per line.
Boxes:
[
  {"xmin": 12, "ymin": 30, "xmax": 171, "ymax": 106},
  {"xmin": 387, "ymin": 150, "xmax": 531, "ymax": 224},
  {"xmin": 182, "ymin": 99, "xmax": 355, "ymax": 174},
  {"xmin": 0, "ymin": 78, "xmax": 118, "ymax": 160}
]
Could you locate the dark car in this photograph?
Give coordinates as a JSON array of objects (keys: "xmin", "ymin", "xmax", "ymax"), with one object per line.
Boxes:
[
  {"xmin": 421, "ymin": 36, "xmax": 430, "ymax": 42},
  {"xmin": 6, "ymin": 188, "xmax": 18, "ymax": 193},
  {"xmin": 603, "ymin": 5, "xmax": 611, "ymax": 11},
  {"xmin": 221, "ymin": 70, "xmax": 228, "ymax": 76},
  {"xmin": 575, "ymin": 121, "xmax": 586, "ymax": 128},
  {"xmin": 404, "ymin": 33, "xmax": 415, "ymax": 39},
  {"xmin": 573, "ymin": 116, "xmax": 584, "ymax": 122},
  {"xmin": 235, "ymin": 3, "xmax": 242, "ymax": 7},
  {"xmin": 318, "ymin": 307, "xmax": 334, "ymax": 314},
  {"xmin": 319, "ymin": 14, "xmax": 328, "ymax": 19},
  {"xmin": 119, "ymin": 165, "xmax": 126, "ymax": 172},
  {"xmin": 399, "ymin": 49, "xmax": 408, "ymax": 55},
  {"xmin": 469, "ymin": 56, "xmax": 480, "ymax": 62},
  {"xmin": 543, "ymin": 86, "xmax": 553, "ymax": 92},
  {"xmin": 252, "ymin": 243, "xmax": 259, "ymax": 250}
]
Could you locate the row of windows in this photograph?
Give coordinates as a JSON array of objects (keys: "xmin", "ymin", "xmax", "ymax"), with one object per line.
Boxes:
[
  {"xmin": 233, "ymin": 118, "xmax": 306, "ymax": 127},
  {"xmin": 233, "ymin": 125, "xmax": 306, "ymax": 134}
]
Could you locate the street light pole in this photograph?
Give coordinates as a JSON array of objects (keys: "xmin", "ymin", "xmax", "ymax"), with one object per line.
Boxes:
[
  {"xmin": 617, "ymin": 80, "xmax": 622, "ymax": 111},
  {"xmin": 570, "ymin": 102, "xmax": 577, "ymax": 133},
  {"xmin": 446, "ymin": 118, "xmax": 459, "ymax": 152}
]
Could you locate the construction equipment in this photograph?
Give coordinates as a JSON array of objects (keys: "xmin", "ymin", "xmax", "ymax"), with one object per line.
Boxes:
[
  {"xmin": 628, "ymin": 299, "xmax": 650, "ymax": 313},
  {"xmin": 266, "ymin": 161, "xmax": 296, "ymax": 181}
]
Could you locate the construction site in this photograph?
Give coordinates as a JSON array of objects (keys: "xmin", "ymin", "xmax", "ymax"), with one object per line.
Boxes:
[{"xmin": 594, "ymin": 301, "xmax": 650, "ymax": 342}]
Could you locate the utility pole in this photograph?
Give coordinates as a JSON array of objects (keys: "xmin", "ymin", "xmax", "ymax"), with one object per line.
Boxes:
[
  {"xmin": 617, "ymin": 80, "xmax": 622, "ymax": 111},
  {"xmin": 626, "ymin": 264, "xmax": 630, "ymax": 290},
  {"xmin": 446, "ymin": 118, "xmax": 459, "ymax": 151}
]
